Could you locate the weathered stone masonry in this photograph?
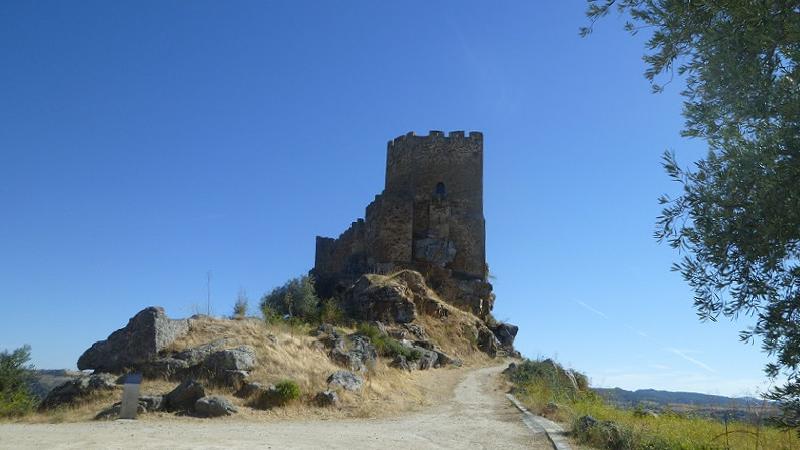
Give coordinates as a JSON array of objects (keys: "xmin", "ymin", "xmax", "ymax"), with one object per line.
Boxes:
[{"xmin": 312, "ymin": 131, "xmax": 494, "ymax": 317}]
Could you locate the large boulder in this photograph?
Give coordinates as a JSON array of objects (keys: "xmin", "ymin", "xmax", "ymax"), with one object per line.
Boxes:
[
  {"xmin": 327, "ymin": 370, "xmax": 364, "ymax": 392},
  {"xmin": 477, "ymin": 325, "xmax": 501, "ymax": 357},
  {"xmin": 77, "ymin": 307, "xmax": 189, "ymax": 372},
  {"xmin": 205, "ymin": 346, "xmax": 257, "ymax": 373},
  {"xmin": 342, "ymin": 274, "xmax": 418, "ymax": 323},
  {"xmin": 39, "ymin": 373, "xmax": 117, "ymax": 410},
  {"xmin": 173, "ymin": 339, "xmax": 230, "ymax": 366},
  {"xmin": 195, "ymin": 395, "xmax": 237, "ymax": 417},
  {"xmin": 328, "ymin": 335, "xmax": 377, "ymax": 372},
  {"xmin": 415, "ymin": 347, "xmax": 439, "ymax": 370},
  {"xmin": 165, "ymin": 379, "xmax": 206, "ymax": 411},
  {"xmin": 140, "ymin": 357, "xmax": 190, "ymax": 379},
  {"xmin": 491, "ymin": 322, "xmax": 519, "ymax": 349}
]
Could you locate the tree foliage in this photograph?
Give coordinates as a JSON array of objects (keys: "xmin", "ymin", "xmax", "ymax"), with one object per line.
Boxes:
[
  {"xmin": 584, "ymin": 0, "xmax": 800, "ymax": 425},
  {"xmin": 259, "ymin": 275, "xmax": 320, "ymax": 321},
  {"xmin": 0, "ymin": 345, "xmax": 37, "ymax": 417},
  {"xmin": 233, "ymin": 288, "xmax": 249, "ymax": 318}
]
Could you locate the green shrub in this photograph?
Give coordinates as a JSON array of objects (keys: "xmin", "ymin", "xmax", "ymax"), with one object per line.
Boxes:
[
  {"xmin": 273, "ymin": 380, "xmax": 300, "ymax": 405},
  {"xmin": 508, "ymin": 358, "xmax": 800, "ymax": 450},
  {"xmin": 261, "ymin": 304, "xmax": 283, "ymax": 325},
  {"xmin": 355, "ymin": 323, "xmax": 422, "ymax": 361},
  {"xmin": 252, "ymin": 379, "xmax": 301, "ymax": 409},
  {"xmin": 317, "ymin": 298, "xmax": 345, "ymax": 324},
  {"xmin": 0, "ymin": 345, "xmax": 37, "ymax": 417},
  {"xmin": 260, "ymin": 275, "xmax": 320, "ymax": 321},
  {"xmin": 232, "ymin": 289, "xmax": 249, "ymax": 318}
]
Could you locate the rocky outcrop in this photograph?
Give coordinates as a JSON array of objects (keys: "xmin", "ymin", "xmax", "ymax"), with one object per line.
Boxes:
[
  {"xmin": 490, "ymin": 322, "xmax": 518, "ymax": 349},
  {"xmin": 477, "ymin": 325, "xmax": 501, "ymax": 357},
  {"xmin": 39, "ymin": 373, "xmax": 117, "ymax": 410},
  {"xmin": 317, "ymin": 328, "xmax": 378, "ymax": 373},
  {"xmin": 204, "ymin": 346, "xmax": 257, "ymax": 378},
  {"xmin": 195, "ymin": 395, "xmax": 237, "ymax": 417},
  {"xmin": 78, "ymin": 307, "xmax": 189, "ymax": 373},
  {"xmin": 342, "ymin": 274, "xmax": 418, "ymax": 323},
  {"xmin": 165, "ymin": 379, "xmax": 206, "ymax": 411},
  {"xmin": 327, "ymin": 370, "xmax": 363, "ymax": 392},
  {"xmin": 136, "ymin": 338, "xmax": 256, "ymax": 387}
]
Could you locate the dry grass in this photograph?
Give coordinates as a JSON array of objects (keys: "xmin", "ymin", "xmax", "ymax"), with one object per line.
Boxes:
[{"xmin": 11, "ymin": 306, "xmax": 493, "ymax": 423}]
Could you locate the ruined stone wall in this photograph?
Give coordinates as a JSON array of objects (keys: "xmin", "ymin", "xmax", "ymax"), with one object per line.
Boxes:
[
  {"xmin": 313, "ymin": 131, "xmax": 489, "ymax": 314},
  {"xmin": 385, "ymin": 131, "xmax": 484, "ymax": 279}
]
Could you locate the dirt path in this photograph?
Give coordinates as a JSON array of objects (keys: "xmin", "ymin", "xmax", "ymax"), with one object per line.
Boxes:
[{"xmin": 0, "ymin": 365, "xmax": 553, "ymax": 449}]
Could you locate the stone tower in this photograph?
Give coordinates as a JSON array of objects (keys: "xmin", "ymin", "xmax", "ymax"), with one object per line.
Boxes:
[{"xmin": 313, "ymin": 131, "xmax": 493, "ymax": 317}]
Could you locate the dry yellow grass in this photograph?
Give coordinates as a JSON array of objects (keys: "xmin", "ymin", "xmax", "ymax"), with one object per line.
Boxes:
[{"xmin": 12, "ymin": 301, "xmax": 494, "ymax": 423}]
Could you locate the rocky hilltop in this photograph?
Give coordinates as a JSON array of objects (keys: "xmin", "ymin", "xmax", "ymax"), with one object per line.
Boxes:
[{"xmin": 38, "ymin": 270, "xmax": 518, "ymax": 420}]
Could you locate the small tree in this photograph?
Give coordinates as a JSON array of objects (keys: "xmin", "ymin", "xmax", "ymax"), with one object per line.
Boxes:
[
  {"xmin": 232, "ymin": 288, "xmax": 249, "ymax": 319},
  {"xmin": 260, "ymin": 275, "xmax": 320, "ymax": 321},
  {"xmin": 0, "ymin": 345, "xmax": 37, "ymax": 417}
]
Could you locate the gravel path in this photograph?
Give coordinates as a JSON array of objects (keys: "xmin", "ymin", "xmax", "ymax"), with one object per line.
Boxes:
[{"xmin": 0, "ymin": 365, "xmax": 553, "ymax": 449}]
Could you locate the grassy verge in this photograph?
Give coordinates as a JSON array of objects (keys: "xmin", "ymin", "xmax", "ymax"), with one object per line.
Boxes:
[{"xmin": 506, "ymin": 359, "xmax": 800, "ymax": 450}]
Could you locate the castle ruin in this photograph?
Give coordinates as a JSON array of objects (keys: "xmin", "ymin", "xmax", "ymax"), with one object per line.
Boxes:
[{"xmin": 312, "ymin": 131, "xmax": 494, "ymax": 318}]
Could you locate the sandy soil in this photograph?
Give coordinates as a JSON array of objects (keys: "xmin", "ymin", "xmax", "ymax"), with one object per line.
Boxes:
[{"xmin": 0, "ymin": 365, "xmax": 553, "ymax": 449}]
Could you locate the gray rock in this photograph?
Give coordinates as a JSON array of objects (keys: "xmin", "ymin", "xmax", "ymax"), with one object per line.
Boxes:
[
  {"xmin": 327, "ymin": 370, "xmax": 364, "ymax": 392},
  {"xmin": 330, "ymin": 348, "xmax": 366, "ymax": 372},
  {"xmin": 433, "ymin": 349, "xmax": 455, "ymax": 367},
  {"xmin": 205, "ymin": 346, "xmax": 257, "ymax": 373},
  {"xmin": 415, "ymin": 347, "xmax": 439, "ymax": 370},
  {"xmin": 576, "ymin": 415, "xmax": 598, "ymax": 433},
  {"xmin": 477, "ymin": 325, "xmax": 500, "ymax": 357},
  {"xmin": 314, "ymin": 390, "xmax": 339, "ymax": 407},
  {"xmin": 491, "ymin": 322, "xmax": 519, "ymax": 349},
  {"xmin": 349, "ymin": 335, "xmax": 377, "ymax": 367},
  {"xmin": 328, "ymin": 335, "xmax": 377, "ymax": 372},
  {"xmin": 235, "ymin": 382, "xmax": 272, "ymax": 399},
  {"xmin": 390, "ymin": 354, "xmax": 413, "ymax": 371},
  {"xmin": 342, "ymin": 275, "xmax": 418, "ymax": 324},
  {"xmin": 174, "ymin": 339, "xmax": 230, "ymax": 366},
  {"xmin": 403, "ymin": 323, "xmax": 429, "ymax": 341},
  {"xmin": 221, "ymin": 370, "xmax": 249, "ymax": 389},
  {"xmin": 413, "ymin": 339, "xmax": 435, "ymax": 351},
  {"xmin": 165, "ymin": 379, "xmax": 206, "ymax": 411},
  {"xmin": 39, "ymin": 373, "xmax": 117, "ymax": 410},
  {"xmin": 139, "ymin": 395, "xmax": 166, "ymax": 412},
  {"xmin": 141, "ymin": 357, "xmax": 190, "ymax": 379},
  {"xmin": 312, "ymin": 323, "xmax": 337, "ymax": 337},
  {"xmin": 195, "ymin": 395, "xmax": 237, "ymax": 417},
  {"xmin": 77, "ymin": 306, "xmax": 189, "ymax": 373},
  {"xmin": 94, "ymin": 395, "xmax": 164, "ymax": 420},
  {"xmin": 95, "ymin": 402, "xmax": 146, "ymax": 420}
]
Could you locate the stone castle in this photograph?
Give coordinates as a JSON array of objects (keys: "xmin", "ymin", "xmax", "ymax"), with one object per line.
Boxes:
[{"xmin": 312, "ymin": 131, "xmax": 494, "ymax": 318}]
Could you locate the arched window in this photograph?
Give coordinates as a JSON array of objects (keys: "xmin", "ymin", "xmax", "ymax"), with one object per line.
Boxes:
[{"xmin": 435, "ymin": 182, "xmax": 446, "ymax": 197}]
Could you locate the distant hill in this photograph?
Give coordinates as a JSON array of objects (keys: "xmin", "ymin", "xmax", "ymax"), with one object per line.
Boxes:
[
  {"xmin": 28, "ymin": 369, "xmax": 82, "ymax": 399},
  {"xmin": 594, "ymin": 387, "xmax": 766, "ymax": 408}
]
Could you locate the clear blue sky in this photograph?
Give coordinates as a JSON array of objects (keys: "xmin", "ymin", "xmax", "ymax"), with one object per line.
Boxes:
[{"xmin": 0, "ymin": 1, "xmax": 770, "ymax": 396}]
